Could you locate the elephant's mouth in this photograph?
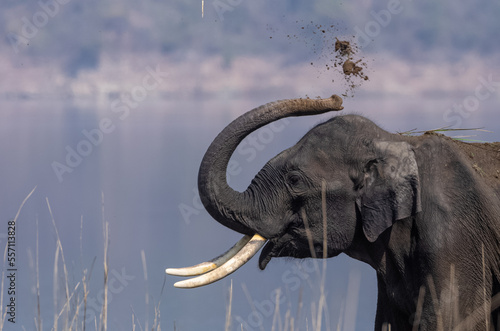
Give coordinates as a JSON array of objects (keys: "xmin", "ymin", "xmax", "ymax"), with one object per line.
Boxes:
[
  {"xmin": 258, "ymin": 231, "xmax": 315, "ymax": 270},
  {"xmin": 258, "ymin": 234, "xmax": 291, "ymax": 269},
  {"xmin": 259, "ymin": 223, "xmax": 344, "ymax": 269},
  {"xmin": 259, "ymin": 239, "xmax": 279, "ymax": 270}
]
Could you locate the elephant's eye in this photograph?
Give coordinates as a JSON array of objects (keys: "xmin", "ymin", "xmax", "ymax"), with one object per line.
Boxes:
[
  {"xmin": 288, "ymin": 174, "xmax": 301, "ymax": 186},
  {"xmin": 286, "ymin": 172, "xmax": 308, "ymax": 194}
]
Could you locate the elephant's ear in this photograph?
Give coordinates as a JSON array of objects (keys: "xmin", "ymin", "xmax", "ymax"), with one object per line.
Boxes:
[{"xmin": 357, "ymin": 141, "xmax": 421, "ymax": 242}]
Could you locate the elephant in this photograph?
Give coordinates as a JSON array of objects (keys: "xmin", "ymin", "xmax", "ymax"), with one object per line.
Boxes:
[{"xmin": 167, "ymin": 95, "xmax": 500, "ymax": 330}]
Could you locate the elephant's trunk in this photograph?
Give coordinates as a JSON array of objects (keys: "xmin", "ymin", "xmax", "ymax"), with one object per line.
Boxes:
[{"xmin": 198, "ymin": 95, "xmax": 344, "ymax": 236}]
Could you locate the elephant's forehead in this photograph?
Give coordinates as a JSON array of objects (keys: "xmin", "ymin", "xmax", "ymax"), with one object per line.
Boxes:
[
  {"xmin": 286, "ymin": 138, "xmax": 348, "ymax": 170},
  {"xmin": 293, "ymin": 131, "xmax": 349, "ymax": 159}
]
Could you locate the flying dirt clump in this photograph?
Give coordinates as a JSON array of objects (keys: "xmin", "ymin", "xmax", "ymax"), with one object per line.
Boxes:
[
  {"xmin": 334, "ymin": 39, "xmax": 352, "ymax": 57},
  {"xmin": 334, "ymin": 39, "xmax": 369, "ymax": 81},
  {"xmin": 342, "ymin": 59, "xmax": 363, "ymax": 76}
]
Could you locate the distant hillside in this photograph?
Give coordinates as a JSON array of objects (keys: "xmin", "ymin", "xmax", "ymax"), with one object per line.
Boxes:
[{"xmin": 2, "ymin": 0, "xmax": 499, "ymax": 78}]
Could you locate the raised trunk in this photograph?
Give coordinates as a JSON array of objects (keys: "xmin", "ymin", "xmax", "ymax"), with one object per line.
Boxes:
[{"xmin": 198, "ymin": 95, "xmax": 344, "ymax": 236}]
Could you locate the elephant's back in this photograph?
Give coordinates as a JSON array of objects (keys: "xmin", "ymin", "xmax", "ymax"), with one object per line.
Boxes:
[{"xmin": 452, "ymin": 139, "xmax": 500, "ymax": 199}]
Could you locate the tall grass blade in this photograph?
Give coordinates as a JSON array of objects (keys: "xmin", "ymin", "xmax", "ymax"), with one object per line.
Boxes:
[
  {"xmin": 426, "ymin": 276, "xmax": 444, "ymax": 331},
  {"xmin": 101, "ymin": 191, "xmax": 109, "ymax": 331},
  {"xmin": 482, "ymin": 243, "xmax": 489, "ymax": 331},
  {"xmin": 225, "ymin": 279, "xmax": 233, "ymax": 331},
  {"xmin": 141, "ymin": 249, "xmax": 149, "ymax": 331},
  {"xmin": 271, "ymin": 288, "xmax": 281, "ymax": 331},
  {"xmin": 152, "ymin": 275, "xmax": 166, "ymax": 331},
  {"xmin": 242, "ymin": 283, "xmax": 265, "ymax": 331},
  {"xmin": 314, "ymin": 180, "xmax": 328, "ymax": 331},
  {"xmin": 342, "ymin": 270, "xmax": 361, "ymax": 331},
  {"xmin": 35, "ymin": 216, "xmax": 42, "ymax": 331},
  {"xmin": 47, "ymin": 198, "xmax": 71, "ymax": 331},
  {"xmin": 83, "ymin": 257, "xmax": 96, "ymax": 331},
  {"xmin": 412, "ymin": 286, "xmax": 426, "ymax": 331}
]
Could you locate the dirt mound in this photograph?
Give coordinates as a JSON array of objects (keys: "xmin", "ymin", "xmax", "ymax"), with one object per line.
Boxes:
[{"xmin": 452, "ymin": 139, "xmax": 500, "ymax": 187}]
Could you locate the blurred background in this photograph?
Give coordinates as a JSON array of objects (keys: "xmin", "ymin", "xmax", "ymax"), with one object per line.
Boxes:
[{"xmin": 1, "ymin": 0, "xmax": 499, "ymax": 330}]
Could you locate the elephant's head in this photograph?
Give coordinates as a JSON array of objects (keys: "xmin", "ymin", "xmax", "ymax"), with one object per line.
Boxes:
[{"xmin": 167, "ymin": 95, "xmax": 421, "ymax": 288}]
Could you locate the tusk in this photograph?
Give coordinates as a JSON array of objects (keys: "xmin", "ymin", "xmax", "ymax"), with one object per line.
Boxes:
[
  {"xmin": 166, "ymin": 235, "xmax": 252, "ymax": 276},
  {"xmin": 171, "ymin": 234, "xmax": 266, "ymax": 289}
]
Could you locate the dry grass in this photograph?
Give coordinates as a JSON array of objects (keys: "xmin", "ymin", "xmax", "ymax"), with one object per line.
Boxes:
[
  {"xmin": 225, "ymin": 280, "xmax": 233, "ymax": 331},
  {"xmin": 36, "ymin": 216, "xmax": 42, "ymax": 331},
  {"xmin": 101, "ymin": 191, "xmax": 109, "ymax": 331},
  {"xmin": 0, "ymin": 186, "xmax": 36, "ymax": 329},
  {"xmin": 397, "ymin": 127, "xmax": 492, "ymax": 142},
  {"xmin": 0, "ymin": 188, "xmax": 163, "ymax": 331}
]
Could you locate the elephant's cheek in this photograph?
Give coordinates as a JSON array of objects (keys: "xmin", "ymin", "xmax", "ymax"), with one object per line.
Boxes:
[{"xmin": 338, "ymin": 226, "xmax": 357, "ymax": 251}]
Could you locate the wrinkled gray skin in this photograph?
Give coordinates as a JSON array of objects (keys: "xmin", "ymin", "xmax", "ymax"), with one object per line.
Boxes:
[{"xmin": 198, "ymin": 97, "xmax": 500, "ymax": 330}]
